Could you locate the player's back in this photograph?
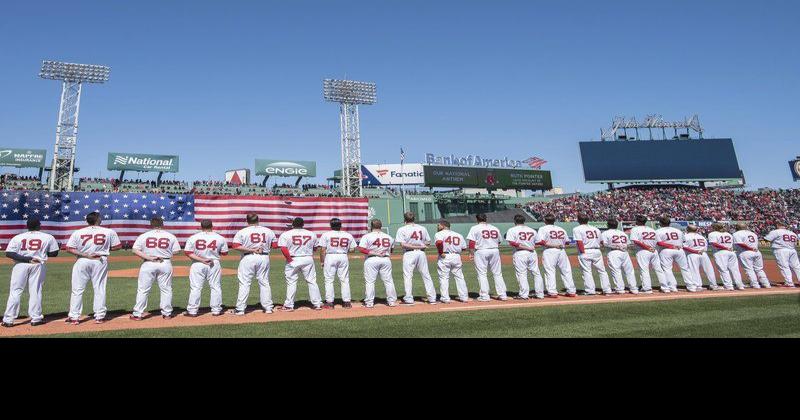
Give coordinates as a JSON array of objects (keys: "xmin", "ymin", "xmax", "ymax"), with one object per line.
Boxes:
[
  {"xmin": 537, "ymin": 224, "xmax": 568, "ymax": 248},
  {"xmin": 134, "ymin": 229, "xmax": 180, "ymax": 259},
  {"xmin": 234, "ymin": 225, "xmax": 276, "ymax": 253},
  {"xmin": 395, "ymin": 224, "xmax": 430, "ymax": 248},
  {"xmin": 468, "ymin": 223, "xmax": 502, "ymax": 249},
  {"xmin": 67, "ymin": 225, "xmax": 120, "ymax": 256},
  {"xmin": 708, "ymin": 231, "xmax": 734, "ymax": 251},
  {"xmin": 765, "ymin": 228, "xmax": 798, "ymax": 250},
  {"xmin": 360, "ymin": 231, "xmax": 394, "ymax": 256},
  {"xmin": 506, "ymin": 225, "xmax": 537, "ymax": 249},
  {"xmin": 7, "ymin": 230, "xmax": 59, "ymax": 261},
  {"xmin": 319, "ymin": 230, "xmax": 356, "ymax": 254},
  {"xmin": 683, "ymin": 232, "xmax": 708, "ymax": 252},
  {"xmin": 733, "ymin": 230, "xmax": 759, "ymax": 252},
  {"xmin": 186, "ymin": 231, "xmax": 228, "ymax": 260},
  {"xmin": 573, "ymin": 224, "xmax": 602, "ymax": 248},
  {"xmin": 601, "ymin": 229, "xmax": 629, "ymax": 250},
  {"xmin": 278, "ymin": 228, "xmax": 317, "ymax": 256},
  {"xmin": 630, "ymin": 226, "xmax": 658, "ymax": 250},
  {"xmin": 655, "ymin": 227, "xmax": 683, "ymax": 249},
  {"xmin": 435, "ymin": 229, "xmax": 466, "ymax": 253}
]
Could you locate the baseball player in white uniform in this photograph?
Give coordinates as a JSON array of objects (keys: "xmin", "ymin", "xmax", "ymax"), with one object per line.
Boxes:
[
  {"xmin": 535, "ymin": 214, "xmax": 576, "ymax": 297},
  {"xmin": 572, "ymin": 215, "xmax": 612, "ymax": 295},
  {"xmin": 230, "ymin": 213, "xmax": 277, "ymax": 315},
  {"xmin": 466, "ymin": 213, "xmax": 508, "ymax": 301},
  {"xmin": 629, "ymin": 215, "xmax": 666, "ymax": 293},
  {"xmin": 129, "ymin": 217, "xmax": 181, "ymax": 320},
  {"xmin": 435, "ymin": 220, "xmax": 469, "ymax": 303},
  {"xmin": 358, "ymin": 219, "xmax": 398, "ymax": 308},
  {"xmin": 505, "ymin": 214, "xmax": 544, "ymax": 299},
  {"xmin": 654, "ymin": 216, "xmax": 697, "ymax": 292},
  {"xmin": 2, "ymin": 217, "xmax": 59, "ymax": 328},
  {"xmin": 708, "ymin": 223, "xmax": 745, "ymax": 290},
  {"xmin": 278, "ymin": 217, "xmax": 323, "ymax": 311},
  {"xmin": 65, "ymin": 212, "xmax": 122, "ymax": 324},
  {"xmin": 318, "ymin": 217, "xmax": 357, "ymax": 308},
  {"xmin": 733, "ymin": 223, "xmax": 771, "ymax": 288},
  {"xmin": 764, "ymin": 222, "xmax": 799, "ymax": 287},
  {"xmin": 394, "ymin": 212, "xmax": 438, "ymax": 305},
  {"xmin": 683, "ymin": 225, "xmax": 720, "ymax": 291},
  {"xmin": 601, "ymin": 219, "xmax": 638, "ymax": 294},
  {"xmin": 184, "ymin": 220, "xmax": 229, "ymax": 316}
]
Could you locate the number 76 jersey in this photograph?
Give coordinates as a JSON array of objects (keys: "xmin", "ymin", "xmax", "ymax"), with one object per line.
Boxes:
[
  {"xmin": 66, "ymin": 226, "xmax": 121, "ymax": 256},
  {"xmin": 132, "ymin": 229, "xmax": 181, "ymax": 259}
]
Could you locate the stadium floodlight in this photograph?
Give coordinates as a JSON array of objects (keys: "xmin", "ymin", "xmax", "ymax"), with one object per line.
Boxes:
[
  {"xmin": 323, "ymin": 78, "xmax": 377, "ymax": 197},
  {"xmin": 39, "ymin": 60, "xmax": 110, "ymax": 191}
]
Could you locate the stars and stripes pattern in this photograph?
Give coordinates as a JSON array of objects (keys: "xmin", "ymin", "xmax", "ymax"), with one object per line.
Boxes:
[
  {"xmin": 524, "ymin": 156, "xmax": 547, "ymax": 169},
  {"xmin": 0, "ymin": 191, "xmax": 369, "ymax": 249}
]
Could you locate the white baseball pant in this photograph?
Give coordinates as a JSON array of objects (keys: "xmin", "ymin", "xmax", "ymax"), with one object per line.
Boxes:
[
  {"xmin": 712, "ymin": 251, "xmax": 745, "ymax": 290},
  {"xmin": 541, "ymin": 248, "xmax": 575, "ymax": 295},
  {"xmin": 606, "ymin": 250, "xmax": 638, "ymax": 293},
  {"xmin": 437, "ymin": 254, "xmax": 469, "ymax": 302},
  {"xmin": 69, "ymin": 257, "xmax": 109, "ymax": 320},
  {"xmin": 187, "ymin": 261, "xmax": 223, "ymax": 315},
  {"xmin": 686, "ymin": 253, "xmax": 718, "ymax": 289},
  {"xmin": 512, "ymin": 250, "xmax": 544, "ymax": 298},
  {"xmin": 284, "ymin": 256, "xmax": 322, "ymax": 309},
  {"xmin": 132, "ymin": 260, "xmax": 174, "ymax": 317},
  {"xmin": 635, "ymin": 249, "xmax": 667, "ymax": 292},
  {"xmin": 323, "ymin": 254, "xmax": 352, "ymax": 303},
  {"xmin": 363, "ymin": 256, "xmax": 398, "ymax": 306},
  {"xmin": 235, "ymin": 254, "xmax": 272, "ymax": 312},
  {"xmin": 738, "ymin": 251, "xmax": 770, "ymax": 288},
  {"xmin": 659, "ymin": 249, "xmax": 695, "ymax": 291},
  {"xmin": 773, "ymin": 248, "xmax": 800, "ymax": 286},
  {"xmin": 577, "ymin": 249, "xmax": 611, "ymax": 294},
  {"xmin": 3, "ymin": 263, "xmax": 46, "ymax": 324},
  {"xmin": 473, "ymin": 248, "xmax": 508, "ymax": 299},
  {"xmin": 401, "ymin": 250, "xmax": 437, "ymax": 303}
]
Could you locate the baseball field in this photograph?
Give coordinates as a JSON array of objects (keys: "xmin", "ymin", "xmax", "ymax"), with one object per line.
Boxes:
[{"xmin": 1, "ymin": 248, "xmax": 798, "ymax": 338}]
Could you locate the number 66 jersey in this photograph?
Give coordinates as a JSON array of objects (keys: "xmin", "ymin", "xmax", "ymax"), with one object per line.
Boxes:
[{"xmin": 132, "ymin": 229, "xmax": 181, "ymax": 259}]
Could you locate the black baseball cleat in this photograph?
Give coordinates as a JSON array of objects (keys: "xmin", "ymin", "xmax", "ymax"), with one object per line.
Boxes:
[
  {"xmin": 1, "ymin": 322, "xmax": 13, "ymax": 328},
  {"xmin": 322, "ymin": 302, "xmax": 335, "ymax": 310},
  {"xmin": 342, "ymin": 302, "xmax": 352, "ymax": 309},
  {"xmin": 230, "ymin": 309, "xmax": 246, "ymax": 316},
  {"xmin": 162, "ymin": 314, "xmax": 174, "ymax": 319},
  {"xmin": 30, "ymin": 320, "xmax": 44, "ymax": 327},
  {"xmin": 183, "ymin": 312, "xmax": 199, "ymax": 318},
  {"xmin": 129, "ymin": 315, "xmax": 144, "ymax": 321}
]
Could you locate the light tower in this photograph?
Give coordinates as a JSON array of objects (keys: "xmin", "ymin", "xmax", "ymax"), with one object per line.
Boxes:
[
  {"xmin": 323, "ymin": 78, "xmax": 376, "ymax": 197},
  {"xmin": 39, "ymin": 60, "xmax": 110, "ymax": 191}
]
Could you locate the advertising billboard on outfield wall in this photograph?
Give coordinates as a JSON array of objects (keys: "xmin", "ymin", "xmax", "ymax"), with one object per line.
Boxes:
[
  {"xmin": 790, "ymin": 159, "xmax": 800, "ymax": 181},
  {"xmin": 0, "ymin": 148, "xmax": 47, "ymax": 168},
  {"xmin": 255, "ymin": 159, "xmax": 316, "ymax": 177},
  {"xmin": 107, "ymin": 152, "xmax": 179, "ymax": 173},
  {"xmin": 225, "ymin": 168, "xmax": 250, "ymax": 185},
  {"xmin": 423, "ymin": 165, "xmax": 553, "ymax": 190},
  {"xmin": 362, "ymin": 164, "xmax": 424, "ymax": 186}
]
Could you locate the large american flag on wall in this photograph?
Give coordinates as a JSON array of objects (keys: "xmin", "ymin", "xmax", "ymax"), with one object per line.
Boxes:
[{"xmin": 0, "ymin": 191, "xmax": 369, "ymax": 249}]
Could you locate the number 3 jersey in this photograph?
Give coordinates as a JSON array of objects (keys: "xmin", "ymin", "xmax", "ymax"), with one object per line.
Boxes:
[
  {"xmin": 66, "ymin": 226, "xmax": 121, "ymax": 257},
  {"xmin": 277, "ymin": 228, "xmax": 318, "ymax": 257},
  {"xmin": 5, "ymin": 231, "xmax": 60, "ymax": 262},
  {"xmin": 232, "ymin": 225, "xmax": 277, "ymax": 254},
  {"xmin": 185, "ymin": 231, "xmax": 229, "ymax": 260},
  {"xmin": 132, "ymin": 229, "xmax": 181, "ymax": 259},
  {"xmin": 318, "ymin": 230, "xmax": 356, "ymax": 254}
]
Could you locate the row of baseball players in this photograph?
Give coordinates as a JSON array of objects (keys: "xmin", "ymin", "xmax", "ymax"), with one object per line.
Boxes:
[{"xmin": 2, "ymin": 210, "xmax": 799, "ymax": 327}]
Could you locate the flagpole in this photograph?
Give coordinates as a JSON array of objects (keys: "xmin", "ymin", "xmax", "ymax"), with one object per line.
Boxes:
[{"xmin": 400, "ymin": 147, "xmax": 406, "ymax": 213}]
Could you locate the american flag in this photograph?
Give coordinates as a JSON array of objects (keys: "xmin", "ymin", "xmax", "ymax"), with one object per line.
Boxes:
[
  {"xmin": 0, "ymin": 191, "xmax": 369, "ymax": 249},
  {"xmin": 524, "ymin": 156, "xmax": 547, "ymax": 169}
]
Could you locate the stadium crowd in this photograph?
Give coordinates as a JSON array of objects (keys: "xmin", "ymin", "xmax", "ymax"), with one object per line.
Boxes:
[{"xmin": 525, "ymin": 187, "xmax": 800, "ymax": 235}]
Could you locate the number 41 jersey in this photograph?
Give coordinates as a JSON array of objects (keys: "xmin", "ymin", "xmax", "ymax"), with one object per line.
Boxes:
[
  {"xmin": 66, "ymin": 225, "xmax": 121, "ymax": 257},
  {"xmin": 132, "ymin": 229, "xmax": 181, "ymax": 259}
]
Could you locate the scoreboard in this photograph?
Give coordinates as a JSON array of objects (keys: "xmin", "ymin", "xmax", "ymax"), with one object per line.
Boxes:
[{"xmin": 423, "ymin": 165, "xmax": 553, "ymax": 190}]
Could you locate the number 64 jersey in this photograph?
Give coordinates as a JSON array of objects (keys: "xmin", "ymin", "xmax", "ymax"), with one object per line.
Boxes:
[
  {"xmin": 185, "ymin": 231, "xmax": 229, "ymax": 260},
  {"xmin": 132, "ymin": 229, "xmax": 181, "ymax": 259}
]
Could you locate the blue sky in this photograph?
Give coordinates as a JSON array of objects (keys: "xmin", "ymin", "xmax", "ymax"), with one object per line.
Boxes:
[{"xmin": 1, "ymin": 0, "xmax": 798, "ymax": 191}]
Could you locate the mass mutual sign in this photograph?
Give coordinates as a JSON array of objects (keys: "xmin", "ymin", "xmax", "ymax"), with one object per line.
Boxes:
[
  {"xmin": 255, "ymin": 159, "xmax": 317, "ymax": 177},
  {"xmin": 107, "ymin": 152, "xmax": 179, "ymax": 173}
]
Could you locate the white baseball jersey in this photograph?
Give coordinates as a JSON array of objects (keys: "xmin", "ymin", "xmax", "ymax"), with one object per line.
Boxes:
[
  {"xmin": 733, "ymin": 230, "xmax": 760, "ymax": 253},
  {"xmin": 764, "ymin": 229, "xmax": 798, "ymax": 250},
  {"xmin": 505, "ymin": 225, "xmax": 538, "ymax": 250},
  {"xmin": 683, "ymin": 232, "xmax": 709, "ymax": 253},
  {"xmin": 5, "ymin": 231, "xmax": 59, "ymax": 262},
  {"xmin": 535, "ymin": 225, "xmax": 569, "ymax": 248},
  {"xmin": 132, "ymin": 229, "xmax": 181, "ymax": 259},
  {"xmin": 232, "ymin": 225, "xmax": 277, "ymax": 254},
  {"xmin": 435, "ymin": 229, "xmax": 467, "ymax": 253},
  {"xmin": 573, "ymin": 225, "xmax": 602, "ymax": 249},
  {"xmin": 358, "ymin": 231, "xmax": 394, "ymax": 256},
  {"xmin": 655, "ymin": 227, "xmax": 684, "ymax": 249},
  {"xmin": 629, "ymin": 226, "xmax": 658, "ymax": 250},
  {"xmin": 66, "ymin": 226, "xmax": 121, "ymax": 256},
  {"xmin": 466, "ymin": 224, "xmax": 503, "ymax": 249},
  {"xmin": 601, "ymin": 229, "xmax": 630, "ymax": 251},
  {"xmin": 395, "ymin": 224, "xmax": 431, "ymax": 249},
  {"xmin": 185, "ymin": 231, "xmax": 229, "ymax": 260},
  {"xmin": 708, "ymin": 231, "xmax": 734, "ymax": 252},
  {"xmin": 318, "ymin": 230, "xmax": 357, "ymax": 254},
  {"xmin": 278, "ymin": 228, "xmax": 318, "ymax": 257}
]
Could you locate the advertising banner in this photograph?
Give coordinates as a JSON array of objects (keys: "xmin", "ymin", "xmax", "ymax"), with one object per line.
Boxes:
[
  {"xmin": 255, "ymin": 159, "xmax": 316, "ymax": 177},
  {"xmin": 423, "ymin": 165, "xmax": 552, "ymax": 190},
  {"xmin": 361, "ymin": 164, "xmax": 424, "ymax": 186},
  {"xmin": 107, "ymin": 152, "xmax": 179, "ymax": 172},
  {"xmin": 0, "ymin": 148, "xmax": 47, "ymax": 168},
  {"xmin": 790, "ymin": 159, "xmax": 800, "ymax": 181}
]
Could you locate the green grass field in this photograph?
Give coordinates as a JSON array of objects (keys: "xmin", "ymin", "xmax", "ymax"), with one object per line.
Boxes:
[{"xmin": 0, "ymin": 247, "xmax": 795, "ymax": 338}]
